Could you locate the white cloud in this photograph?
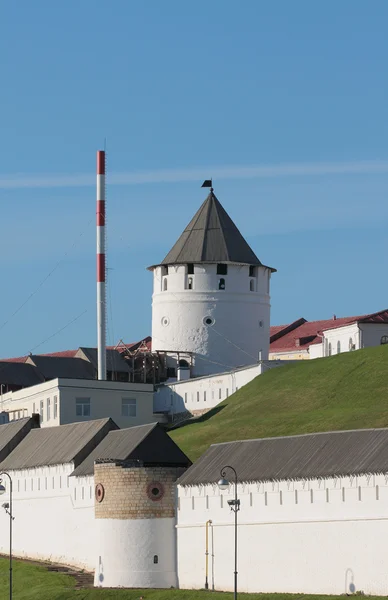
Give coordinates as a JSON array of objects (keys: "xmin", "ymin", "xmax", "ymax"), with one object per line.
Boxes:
[{"xmin": 1, "ymin": 159, "xmax": 388, "ymax": 189}]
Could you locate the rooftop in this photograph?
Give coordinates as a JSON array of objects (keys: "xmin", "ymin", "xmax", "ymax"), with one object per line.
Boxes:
[
  {"xmin": 149, "ymin": 190, "xmax": 275, "ymax": 270},
  {"xmin": 178, "ymin": 427, "xmax": 388, "ymax": 486}
]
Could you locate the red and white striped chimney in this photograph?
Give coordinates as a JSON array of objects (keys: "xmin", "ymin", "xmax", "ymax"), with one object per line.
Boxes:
[{"xmin": 96, "ymin": 150, "xmax": 106, "ymax": 380}]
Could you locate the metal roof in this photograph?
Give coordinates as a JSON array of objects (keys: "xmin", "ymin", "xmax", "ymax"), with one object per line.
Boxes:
[
  {"xmin": 0, "ymin": 362, "xmax": 44, "ymax": 387},
  {"xmin": 0, "ymin": 418, "xmax": 117, "ymax": 470},
  {"xmin": 178, "ymin": 428, "xmax": 388, "ymax": 486},
  {"xmin": 27, "ymin": 355, "xmax": 95, "ymax": 381},
  {"xmin": 0, "ymin": 417, "xmax": 40, "ymax": 463},
  {"xmin": 72, "ymin": 422, "xmax": 191, "ymax": 476},
  {"xmin": 76, "ymin": 348, "xmax": 131, "ymax": 374},
  {"xmin": 149, "ymin": 191, "xmax": 276, "ymax": 270}
]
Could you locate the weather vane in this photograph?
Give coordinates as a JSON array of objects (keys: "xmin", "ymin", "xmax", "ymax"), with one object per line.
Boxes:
[{"xmin": 201, "ymin": 179, "xmax": 213, "ymax": 192}]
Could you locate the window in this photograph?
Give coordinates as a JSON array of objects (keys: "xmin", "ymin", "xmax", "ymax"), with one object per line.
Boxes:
[
  {"xmin": 188, "ymin": 277, "xmax": 193, "ymax": 290},
  {"xmin": 32, "ymin": 402, "xmax": 35, "ymax": 414},
  {"xmin": 197, "ymin": 392, "xmax": 199, "ymax": 402},
  {"xmin": 122, "ymin": 398, "xmax": 136, "ymax": 417},
  {"xmin": 184, "ymin": 393, "xmax": 187, "ymax": 404},
  {"xmin": 337, "ymin": 341, "xmax": 341, "ymax": 354},
  {"xmin": 46, "ymin": 398, "xmax": 50, "ymax": 421},
  {"xmin": 75, "ymin": 398, "xmax": 91, "ymax": 417},
  {"xmin": 162, "ymin": 265, "xmax": 168, "ymax": 275},
  {"xmin": 250, "ymin": 279, "xmax": 255, "ymax": 292},
  {"xmin": 54, "ymin": 396, "xmax": 58, "ymax": 419},
  {"xmin": 217, "ymin": 264, "xmax": 228, "ymax": 275},
  {"xmin": 249, "ymin": 266, "xmax": 256, "ymax": 277},
  {"xmin": 163, "ymin": 278, "xmax": 168, "ymax": 291},
  {"xmin": 219, "ymin": 389, "xmax": 221, "ymax": 399},
  {"xmin": 203, "ymin": 316, "xmax": 215, "ymax": 326},
  {"xmin": 187, "ymin": 263, "xmax": 194, "ymax": 275},
  {"xmin": 153, "ymin": 555, "xmax": 158, "ymax": 564},
  {"xmin": 226, "ymin": 388, "xmax": 229, "ymax": 398},
  {"xmin": 167, "ymin": 367, "xmax": 176, "ymax": 378},
  {"xmin": 349, "ymin": 337, "xmax": 354, "ymax": 351},
  {"xmin": 40, "ymin": 400, "xmax": 44, "ymax": 422},
  {"xmin": 218, "ymin": 278, "xmax": 225, "ymax": 290},
  {"xmin": 204, "ymin": 391, "xmax": 206, "ymax": 402},
  {"xmin": 328, "ymin": 343, "xmax": 332, "ymax": 356},
  {"xmin": 381, "ymin": 336, "xmax": 388, "ymax": 345}
]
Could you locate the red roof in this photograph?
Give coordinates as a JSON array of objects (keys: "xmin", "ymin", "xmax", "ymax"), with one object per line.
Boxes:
[{"xmin": 270, "ymin": 309, "xmax": 388, "ymax": 353}]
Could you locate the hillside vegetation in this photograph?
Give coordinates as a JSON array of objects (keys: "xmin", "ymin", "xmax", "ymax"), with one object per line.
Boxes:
[{"xmin": 170, "ymin": 345, "xmax": 388, "ymax": 461}]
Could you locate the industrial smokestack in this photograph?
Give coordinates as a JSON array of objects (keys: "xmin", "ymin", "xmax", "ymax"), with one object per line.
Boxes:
[{"xmin": 96, "ymin": 150, "xmax": 107, "ymax": 380}]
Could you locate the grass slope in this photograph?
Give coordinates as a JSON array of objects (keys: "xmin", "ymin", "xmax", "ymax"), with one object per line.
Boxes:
[
  {"xmin": 170, "ymin": 345, "xmax": 388, "ymax": 461},
  {"xmin": 0, "ymin": 558, "xmax": 383, "ymax": 600}
]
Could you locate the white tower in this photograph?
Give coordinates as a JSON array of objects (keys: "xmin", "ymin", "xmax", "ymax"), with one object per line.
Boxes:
[{"xmin": 149, "ymin": 187, "xmax": 276, "ymax": 377}]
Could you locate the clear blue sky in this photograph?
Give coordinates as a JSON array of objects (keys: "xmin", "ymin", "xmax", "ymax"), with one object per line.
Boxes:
[{"xmin": 1, "ymin": 0, "xmax": 387, "ymax": 358}]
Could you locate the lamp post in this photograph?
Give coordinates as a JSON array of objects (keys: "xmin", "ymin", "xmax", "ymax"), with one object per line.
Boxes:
[
  {"xmin": 0, "ymin": 472, "xmax": 13, "ymax": 600},
  {"xmin": 218, "ymin": 466, "xmax": 240, "ymax": 600}
]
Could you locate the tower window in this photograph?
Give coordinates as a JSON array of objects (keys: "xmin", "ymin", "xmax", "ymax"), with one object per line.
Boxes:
[
  {"xmin": 250, "ymin": 279, "xmax": 255, "ymax": 292},
  {"xmin": 187, "ymin": 263, "xmax": 194, "ymax": 274},
  {"xmin": 188, "ymin": 277, "xmax": 193, "ymax": 290},
  {"xmin": 163, "ymin": 278, "xmax": 168, "ymax": 291},
  {"xmin": 249, "ymin": 266, "xmax": 256, "ymax": 277},
  {"xmin": 217, "ymin": 264, "xmax": 228, "ymax": 275},
  {"xmin": 218, "ymin": 278, "xmax": 225, "ymax": 290},
  {"xmin": 162, "ymin": 265, "xmax": 169, "ymax": 275},
  {"xmin": 153, "ymin": 555, "xmax": 158, "ymax": 564}
]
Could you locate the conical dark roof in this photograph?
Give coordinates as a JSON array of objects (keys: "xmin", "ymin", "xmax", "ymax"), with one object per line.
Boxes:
[{"xmin": 150, "ymin": 191, "xmax": 275, "ymax": 270}]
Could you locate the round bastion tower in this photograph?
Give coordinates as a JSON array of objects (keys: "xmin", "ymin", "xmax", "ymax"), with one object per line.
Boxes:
[{"xmin": 149, "ymin": 186, "xmax": 276, "ymax": 377}]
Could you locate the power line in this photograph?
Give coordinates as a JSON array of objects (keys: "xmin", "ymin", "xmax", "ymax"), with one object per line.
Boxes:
[{"xmin": 29, "ymin": 310, "xmax": 88, "ymax": 354}]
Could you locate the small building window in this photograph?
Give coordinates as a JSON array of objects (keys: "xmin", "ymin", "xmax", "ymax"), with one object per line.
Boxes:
[
  {"xmin": 328, "ymin": 343, "xmax": 332, "ymax": 356},
  {"xmin": 163, "ymin": 278, "xmax": 168, "ymax": 291},
  {"xmin": 188, "ymin": 277, "xmax": 193, "ymax": 290},
  {"xmin": 54, "ymin": 396, "xmax": 58, "ymax": 419},
  {"xmin": 46, "ymin": 398, "xmax": 50, "ymax": 421},
  {"xmin": 122, "ymin": 398, "xmax": 136, "ymax": 417},
  {"xmin": 219, "ymin": 278, "xmax": 225, "ymax": 290},
  {"xmin": 204, "ymin": 391, "xmax": 206, "ymax": 402},
  {"xmin": 217, "ymin": 264, "xmax": 228, "ymax": 275},
  {"xmin": 197, "ymin": 391, "xmax": 200, "ymax": 402},
  {"xmin": 226, "ymin": 388, "xmax": 229, "ymax": 398},
  {"xmin": 250, "ymin": 279, "xmax": 255, "ymax": 292},
  {"xmin": 337, "ymin": 341, "xmax": 341, "ymax": 354},
  {"xmin": 162, "ymin": 265, "xmax": 168, "ymax": 275},
  {"xmin": 349, "ymin": 337, "xmax": 354, "ymax": 351},
  {"xmin": 40, "ymin": 400, "xmax": 44, "ymax": 422},
  {"xmin": 381, "ymin": 335, "xmax": 388, "ymax": 345},
  {"xmin": 184, "ymin": 393, "xmax": 187, "ymax": 404},
  {"xmin": 153, "ymin": 555, "xmax": 158, "ymax": 564},
  {"xmin": 75, "ymin": 398, "xmax": 91, "ymax": 417},
  {"xmin": 249, "ymin": 266, "xmax": 256, "ymax": 277},
  {"xmin": 187, "ymin": 264, "xmax": 194, "ymax": 275},
  {"xmin": 219, "ymin": 389, "xmax": 221, "ymax": 399},
  {"xmin": 32, "ymin": 402, "xmax": 35, "ymax": 414}
]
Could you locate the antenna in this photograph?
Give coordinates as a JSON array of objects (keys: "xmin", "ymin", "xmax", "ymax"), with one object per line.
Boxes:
[{"xmin": 96, "ymin": 150, "xmax": 107, "ymax": 380}]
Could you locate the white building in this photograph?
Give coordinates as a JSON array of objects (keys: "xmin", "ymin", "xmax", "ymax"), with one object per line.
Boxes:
[
  {"xmin": 269, "ymin": 309, "xmax": 388, "ymax": 360},
  {"xmin": 0, "ymin": 378, "xmax": 157, "ymax": 428},
  {"xmin": 149, "ymin": 187, "xmax": 276, "ymax": 378}
]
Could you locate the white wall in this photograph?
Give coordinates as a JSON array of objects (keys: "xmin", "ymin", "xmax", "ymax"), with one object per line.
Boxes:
[
  {"xmin": 308, "ymin": 343, "xmax": 323, "ymax": 359},
  {"xmin": 359, "ymin": 323, "xmax": 388, "ymax": 348},
  {"xmin": 151, "ymin": 263, "xmax": 271, "ymax": 377},
  {"xmin": 95, "ymin": 518, "xmax": 178, "ymax": 588},
  {"xmin": 177, "ymin": 473, "xmax": 388, "ymax": 595},
  {"xmin": 0, "ymin": 464, "xmax": 95, "ymax": 569},
  {"xmin": 1, "ymin": 379, "xmax": 156, "ymax": 428},
  {"xmin": 322, "ymin": 323, "xmax": 360, "ymax": 356},
  {"xmin": 154, "ymin": 361, "xmax": 285, "ymax": 416}
]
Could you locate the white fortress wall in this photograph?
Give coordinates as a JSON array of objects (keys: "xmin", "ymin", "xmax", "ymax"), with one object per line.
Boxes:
[{"xmin": 177, "ymin": 473, "xmax": 388, "ymax": 596}]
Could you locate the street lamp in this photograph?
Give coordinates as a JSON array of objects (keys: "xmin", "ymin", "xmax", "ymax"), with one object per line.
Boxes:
[
  {"xmin": 0, "ymin": 472, "xmax": 14, "ymax": 600},
  {"xmin": 218, "ymin": 466, "xmax": 240, "ymax": 600}
]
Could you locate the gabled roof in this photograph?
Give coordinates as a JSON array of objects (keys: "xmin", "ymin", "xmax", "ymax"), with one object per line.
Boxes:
[
  {"xmin": 149, "ymin": 191, "xmax": 275, "ymax": 270},
  {"xmin": 0, "ymin": 418, "xmax": 117, "ymax": 470},
  {"xmin": 0, "ymin": 417, "xmax": 40, "ymax": 463},
  {"xmin": 26, "ymin": 355, "xmax": 95, "ymax": 380},
  {"xmin": 178, "ymin": 428, "xmax": 388, "ymax": 486},
  {"xmin": 76, "ymin": 347, "xmax": 131, "ymax": 374},
  {"xmin": 72, "ymin": 422, "xmax": 191, "ymax": 476},
  {"xmin": 269, "ymin": 309, "xmax": 388, "ymax": 353}
]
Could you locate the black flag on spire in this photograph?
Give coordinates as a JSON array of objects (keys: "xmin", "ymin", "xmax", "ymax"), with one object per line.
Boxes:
[{"xmin": 201, "ymin": 179, "xmax": 212, "ymax": 188}]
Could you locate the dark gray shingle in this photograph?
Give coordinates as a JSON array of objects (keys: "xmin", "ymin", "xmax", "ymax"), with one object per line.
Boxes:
[
  {"xmin": 0, "ymin": 417, "xmax": 40, "ymax": 463},
  {"xmin": 178, "ymin": 428, "xmax": 388, "ymax": 486},
  {"xmin": 27, "ymin": 355, "xmax": 95, "ymax": 381}
]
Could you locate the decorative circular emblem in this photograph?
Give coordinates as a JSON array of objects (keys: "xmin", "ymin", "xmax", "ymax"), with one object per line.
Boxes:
[
  {"xmin": 95, "ymin": 483, "xmax": 105, "ymax": 503},
  {"xmin": 161, "ymin": 316, "xmax": 170, "ymax": 327},
  {"xmin": 146, "ymin": 481, "xmax": 165, "ymax": 502}
]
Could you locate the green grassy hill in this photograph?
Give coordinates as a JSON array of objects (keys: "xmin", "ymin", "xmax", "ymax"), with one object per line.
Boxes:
[{"xmin": 170, "ymin": 345, "xmax": 388, "ymax": 461}]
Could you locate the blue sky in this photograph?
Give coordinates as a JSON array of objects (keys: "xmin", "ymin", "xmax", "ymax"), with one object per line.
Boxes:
[{"xmin": 1, "ymin": 0, "xmax": 387, "ymax": 357}]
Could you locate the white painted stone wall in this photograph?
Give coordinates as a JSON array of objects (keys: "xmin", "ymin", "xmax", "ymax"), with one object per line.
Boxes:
[
  {"xmin": 0, "ymin": 464, "xmax": 95, "ymax": 569},
  {"xmin": 154, "ymin": 361, "xmax": 285, "ymax": 416},
  {"xmin": 308, "ymin": 342, "xmax": 323, "ymax": 359},
  {"xmin": 359, "ymin": 322, "xmax": 388, "ymax": 348},
  {"xmin": 1, "ymin": 379, "xmax": 156, "ymax": 428},
  {"xmin": 177, "ymin": 473, "xmax": 388, "ymax": 595},
  {"xmin": 321, "ymin": 323, "xmax": 360, "ymax": 356},
  {"xmin": 151, "ymin": 263, "xmax": 271, "ymax": 377}
]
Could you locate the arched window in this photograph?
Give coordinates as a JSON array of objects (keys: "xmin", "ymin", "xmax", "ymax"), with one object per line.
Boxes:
[
  {"xmin": 163, "ymin": 278, "xmax": 167, "ymax": 291},
  {"xmin": 381, "ymin": 335, "xmax": 388, "ymax": 345},
  {"xmin": 179, "ymin": 359, "xmax": 189, "ymax": 368},
  {"xmin": 219, "ymin": 278, "xmax": 225, "ymax": 290},
  {"xmin": 187, "ymin": 277, "xmax": 193, "ymax": 290},
  {"xmin": 250, "ymin": 279, "xmax": 255, "ymax": 292},
  {"xmin": 349, "ymin": 337, "xmax": 354, "ymax": 351},
  {"xmin": 337, "ymin": 340, "xmax": 341, "ymax": 354},
  {"xmin": 328, "ymin": 343, "xmax": 332, "ymax": 356}
]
